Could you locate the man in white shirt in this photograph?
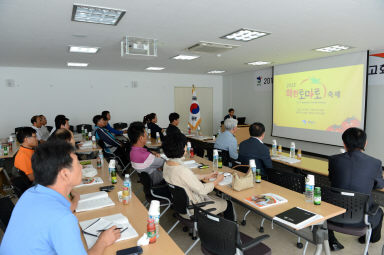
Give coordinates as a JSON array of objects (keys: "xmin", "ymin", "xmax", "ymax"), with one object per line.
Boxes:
[
  {"xmin": 39, "ymin": 115, "xmax": 50, "ymax": 141},
  {"xmin": 31, "ymin": 115, "xmax": 44, "ymax": 142}
]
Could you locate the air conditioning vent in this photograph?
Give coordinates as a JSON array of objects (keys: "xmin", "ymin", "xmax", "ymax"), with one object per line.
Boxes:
[{"xmin": 187, "ymin": 41, "xmax": 239, "ymax": 54}]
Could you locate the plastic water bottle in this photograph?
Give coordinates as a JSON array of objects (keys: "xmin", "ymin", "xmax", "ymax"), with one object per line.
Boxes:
[
  {"xmin": 188, "ymin": 125, "xmax": 191, "ymax": 135},
  {"xmin": 97, "ymin": 149, "xmax": 104, "ymax": 166},
  {"xmin": 187, "ymin": 142, "xmax": 191, "ymax": 158},
  {"xmin": 290, "ymin": 142, "xmax": 296, "ymax": 158},
  {"xmin": 156, "ymin": 132, "xmax": 161, "ymax": 143},
  {"xmin": 147, "ymin": 129, "xmax": 151, "ymax": 144},
  {"xmin": 250, "ymin": 159, "xmax": 257, "ymax": 183},
  {"xmin": 213, "ymin": 149, "xmax": 219, "ymax": 171},
  {"xmin": 123, "ymin": 174, "xmax": 132, "ymax": 204},
  {"xmin": 197, "ymin": 126, "xmax": 201, "ymax": 136},
  {"xmin": 108, "ymin": 159, "xmax": 116, "ymax": 182},
  {"xmin": 148, "ymin": 200, "xmax": 160, "ymax": 239},
  {"xmin": 272, "ymin": 139, "xmax": 277, "ymax": 156},
  {"xmin": 305, "ymin": 174, "xmax": 315, "ymax": 202},
  {"xmin": 0, "ymin": 144, "xmax": 3, "ymax": 156},
  {"xmin": 92, "ymin": 136, "xmax": 97, "ymax": 148},
  {"xmin": 88, "ymin": 132, "xmax": 92, "ymax": 141},
  {"xmin": 8, "ymin": 136, "xmax": 13, "ymax": 152}
]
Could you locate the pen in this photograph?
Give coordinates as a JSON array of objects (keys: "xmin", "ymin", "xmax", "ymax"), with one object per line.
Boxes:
[{"xmin": 97, "ymin": 227, "xmax": 122, "ymax": 232}]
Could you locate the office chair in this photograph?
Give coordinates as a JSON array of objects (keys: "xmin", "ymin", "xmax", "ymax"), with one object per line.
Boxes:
[
  {"xmin": 76, "ymin": 124, "xmax": 92, "ymax": 134},
  {"xmin": 0, "ymin": 195, "xmax": 15, "ymax": 232},
  {"xmin": 96, "ymin": 139, "xmax": 131, "ymax": 175},
  {"xmin": 45, "ymin": 125, "xmax": 53, "ymax": 132},
  {"xmin": 166, "ymin": 183, "xmax": 215, "ymax": 254},
  {"xmin": 195, "ymin": 205, "xmax": 271, "ymax": 255},
  {"xmin": 322, "ymin": 186, "xmax": 376, "ymax": 255},
  {"xmin": 113, "ymin": 122, "xmax": 128, "ymax": 130},
  {"xmin": 11, "ymin": 167, "xmax": 33, "ymax": 198},
  {"xmin": 138, "ymin": 172, "xmax": 171, "ymax": 217}
]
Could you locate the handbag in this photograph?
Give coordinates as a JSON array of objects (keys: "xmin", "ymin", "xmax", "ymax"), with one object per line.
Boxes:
[{"xmin": 232, "ymin": 168, "xmax": 254, "ymax": 191}]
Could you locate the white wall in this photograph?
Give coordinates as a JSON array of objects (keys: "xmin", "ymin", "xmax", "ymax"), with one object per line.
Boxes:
[
  {"xmin": 223, "ymin": 65, "xmax": 384, "ymax": 163},
  {"xmin": 0, "ymin": 67, "xmax": 223, "ymax": 137}
]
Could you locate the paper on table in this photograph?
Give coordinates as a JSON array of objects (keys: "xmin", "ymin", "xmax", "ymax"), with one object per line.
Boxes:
[
  {"xmin": 80, "ymin": 141, "xmax": 93, "ymax": 148},
  {"xmin": 79, "ymin": 213, "xmax": 139, "ymax": 249},
  {"xmin": 75, "ymin": 177, "xmax": 104, "ymax": 188},
  {"xmin": 82, "ymin": 167, "xmax": 98, "ymax": 178},
  {"xmin": 183, "ymin": 160, "xmax": 200, "ymax": 169},
  {"xmin": 272, "ymin": 155, "xmax": 301, "ymax": 164},
  {"xmin": 76, "ymin": 191, "xmax": 115, "ymax": 212}
]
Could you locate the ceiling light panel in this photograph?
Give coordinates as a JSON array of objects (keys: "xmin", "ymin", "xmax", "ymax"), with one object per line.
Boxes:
[
  {"xmin": 69, "ymin": 46, "xmax": 99, "ymax": 53},
  {"xmin": 314, "ymin": 45, "xmax": 351, "ymax": 53},
  {"xmin": 247, "ymin": 61, "xmax": 271, "ymax": 66},
  {"xmin": 67, "ymin": 62, "xmax": 88, "ymax": 67},
  {"xmin": 146, "ymin": 67, "xmax": 165, "ymax": 71},
  {"xmin": 72, "ymin": 4, "xmax": 126, "ymax": 25},
  {"xmin": 172, "ymin": 55, "xmax": 200, "ymax": 60},
  {"xmin": 221, "ymin": 29, "xmax": 270, "ymax": 42},
  {"xmin": 208, "ymin": 70, "xmax": 225, "ymax": 74}
]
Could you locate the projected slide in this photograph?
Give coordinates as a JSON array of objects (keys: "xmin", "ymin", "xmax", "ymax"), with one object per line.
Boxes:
[{"xmin": 274, "ymin": 64, "xmax": 364, "ymax": 133}]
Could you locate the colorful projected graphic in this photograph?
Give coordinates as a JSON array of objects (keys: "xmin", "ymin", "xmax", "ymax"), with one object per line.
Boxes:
[{"xmin": 274, "ymin": 64, "xmax": 364, "ymax": 133}]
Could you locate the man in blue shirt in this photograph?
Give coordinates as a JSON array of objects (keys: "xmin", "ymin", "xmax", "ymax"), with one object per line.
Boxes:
[
  {"xmin": 102, "ymin": 110, "xmax": 126, "ymax": 136},
  {"xmin": 0, "ymin": 140, "xmax": 120, "ymax": 255},
  {"xmin": 214, "ymin": 118, "xmax": 238, "ymax": 161}
]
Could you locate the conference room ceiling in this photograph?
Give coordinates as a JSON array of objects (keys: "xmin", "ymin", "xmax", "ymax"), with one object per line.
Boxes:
[{"xmin": 0, "ymin": 0, "xmax": 384, "ymax": 75}]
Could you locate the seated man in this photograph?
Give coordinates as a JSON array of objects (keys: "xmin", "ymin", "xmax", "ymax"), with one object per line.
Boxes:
[
  {"xmin": 224, "ymin": 108, "xmax": 236, "ymax": 121},
  {"xmin": 30, "ymin": 115, "xmax": 44, "ymax": 142},
  {"xmin": 0, "ymin": 140, "xmax": 120, "ymax": 254},
  {"xmin": 49, "ymin": 114, "xmax": 70, "ymax": 136},
  {"xmin": 39, "ymin": 115, "xmax": 50, "ymax": 141},
  {"xmin": 128, "ymin": 121, "xmax": 165, "ymax": 186},
  {"xmin": 238, "ymin": 122, "xmax": 272, "ymax": 175},
  {"xmin": 214, "ymin": 118, "xmax": 238, "ymax": 161},
  {"xmin": 102, "ymin": 110, "xmax": 126, "ymax": 136},
  {"xmin": 93, "ymin": 115, "xmax": 129, "ymax": 165},
  {"xmin": 166, "ymin": 112, "xmax": 182, "ymax": 136},
  {"xmin": 328, "ymin": 127, "xmax": 384, "ymax": 251},
  {"xmin": 14, "ymin": 127, "xmax": 38, "ymax": 182}
]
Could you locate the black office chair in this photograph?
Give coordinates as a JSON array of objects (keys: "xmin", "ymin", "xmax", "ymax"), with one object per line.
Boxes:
[
  {"xmin": 11, "ymin": 168, "xmax": 33, "ymax": 198},
  {"xmin": 0, "ymin": 196, "xmax": 15, "ymax": 232},
  {"xmin": 46, "ymin": 125, "xmax": 53, "ymax": 132},
  {"xmin": 167, "ymin": 183, "xmax": 215, "ymax": 254},
  {"xmin": 195, "ymin": 205, "xmax": 271, "ymax": 255},
  {"xmin": 322, "ymin": 186, "xmax": 376, "ymax": 255},
  {"xmin": 14, "ymin": 126, "xmax": 27, "ymax": 134},
  {"xmin": 138, "ymin": 172, "xmax": 171, "ymax": 217},
  {"xmin": 96, "ymin": 139, "xmax": 130, "ymax": 175},
  {"xmin": 76, "ymin": 124, "xmax": 92, "ymax": 134},
  {"xmin": 209, "ymin": 149, "xmax": 233, "ymax": 167},
  {"xmin": 69, "ymin": 125, "xmax": 74, "ymax": 132},
  {"xmin": 113, "ymin": 122, "xmax": 128, "ymax": 130}
]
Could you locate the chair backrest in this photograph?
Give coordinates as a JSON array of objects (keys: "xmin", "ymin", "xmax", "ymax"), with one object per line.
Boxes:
[
  {"xmin": 218, "ymin": 150, "xmax": 231, "ymax": 167},
  {"xmin": 113, "ymin": 122, "xmax": 128, "ymax": 130},
  {"xmin": 11, "ymin": 169, "xmax": 33, "ymax": 198},
  {"xmin": 322, "ymin": 186, "xmax": 369, "ymax": 225},
  {"xmin": 138, "ymin": 172, "xmax": 152, "ymax": 198},
  {"xmin": 232, "ymin": 164, "xmax": 249, "ymax": 174},
  {"xmin": 195, "ymin": 206, "xmax": 238, "ymax": 255},
  {"xmin": 0, "ymin": 196, "xmax": 15, "ymax": 232},
  {"xmin": 167, "ymin": 183, "xmax": 190, "ymax": 215},
  {"xmin": 76, "ymin": 124, "xmax": 92, "ymax": 133},
  {"xmin": 69, "ymin": 125, "xmax": 74, "ymax": 132},
  {"xmin": 266, "ymin": 168, "xmax": 305, "ymax": 193},
  {"xmin": 14, "ymin": 126, "xmax": 28, "ymax": 135}
]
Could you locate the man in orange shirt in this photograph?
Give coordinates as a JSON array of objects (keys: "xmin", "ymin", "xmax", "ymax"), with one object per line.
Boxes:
[{"xmin": 14, "ymin": 127, "xmax": 38, "ymax": 181}]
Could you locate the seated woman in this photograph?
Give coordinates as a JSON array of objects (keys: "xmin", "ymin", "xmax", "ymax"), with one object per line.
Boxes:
[
  {"xmin": 47, "ymin": 128, "xmax": 80, "ymax": 212},
  {"xmin": 162, "ymin": 133, "xmax": 234, "ymax": 220},
  {"xmin": 144, "ymin": 113, "xmax": 164, "ymax": 140}
]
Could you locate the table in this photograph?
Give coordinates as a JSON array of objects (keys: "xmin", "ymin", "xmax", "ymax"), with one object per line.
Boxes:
[
  {"xmin": 74, "ymin": 159, "xmax": 184, "ymax": 255},
  {"xmin": 76, "ymin": 144, "xmax": 102, "ymax": 153},
  {"xmin": 145, "ymin": 138, "xmax": 162, "ymax": 149},
  {"xmin": 191, "ymin": 156, "xmax": 346, "ymax": 255}
]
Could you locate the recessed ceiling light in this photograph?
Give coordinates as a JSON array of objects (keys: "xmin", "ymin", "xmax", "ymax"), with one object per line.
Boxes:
[
  {"xmin": 314, "ymin": 45, "xmax": 351, "ymax": 53},
  {"xmin": 208, "ymin": 70, "xmax": 226, "ymax": 74},
  {"xmin": 221, "ymin": 28, "xmax": 270, "ymax": 42},
  {"xmin": 72, "ymin": 4, "xmax": 126, "ymax": 26},
  {"xmin": 171, "ymin": 55, "xmax": 200, "ymax": 60},
  {"xmin": 67, "ymin": 62, "xmax": 88, "ymax": 67},
  {"xmin": 69, "ymin": 46, "xmax": 100, "ymax": 53},
  {"xmin": 247, "ymin": 61, "xmax": 271, "ymax": 66},
  {"xmin": 146, "ymin": 67, "xmax": 165, "ymax": 71}
]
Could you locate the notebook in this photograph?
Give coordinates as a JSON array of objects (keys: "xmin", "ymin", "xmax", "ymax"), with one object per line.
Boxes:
[
  {"xmin": 273, "ymin": 207, "xmax": 323, "ymax": 229},
  {"xmin": 79, "ymin": 213, "xmax": 138, "ymax": 249},
  {"xmin": 245, "ymin": 193, "xmax": 287, "ymax": 209},
  {"xmin": 76, "ymin": 191, "xmax": 115, "ymax": 212}
]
